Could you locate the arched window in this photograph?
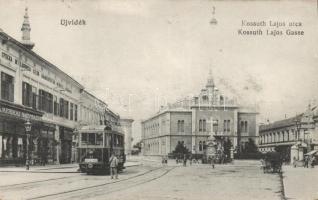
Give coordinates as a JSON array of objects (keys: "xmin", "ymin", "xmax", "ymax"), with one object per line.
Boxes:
[
  {"xmin": 226, "ymin": 120, "xmax": 231, "ymax": 132},
  {"xmin": 181, "ymin": 120, "xmax": 184, "ymax": 132},
  {"xmin": 199, "ymin": 120, "xmax": 202, "ymax": 132},
  {"xmin": 203, "ymin": 119, "xmax": 206, "ymax": 132},
  {"xmin": 199, "ymin": 141, "xmax": 203, "ymax": 151}
]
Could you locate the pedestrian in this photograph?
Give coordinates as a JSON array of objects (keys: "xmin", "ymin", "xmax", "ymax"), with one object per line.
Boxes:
[
  {"xmin": 109, "ymin": 153, "xmax": 118, "ymax": 179},
  {"xmin": 293, "ymin": 156, "xmax": 297, "ymax": 168},
  {"xmin": 211, "ymin": 156, "xmax": 215, "ymax": 169},
  {"xmin": 189, "ymin": 154, "xmax": 192, "ymax": 166},
  {"xmin": 26, "ymin": 159, "xmax": 30, "ymax": 170},
  {"xmin": 304, "ymin": 156, "xmax": 309, "ymax": 168},
  {"xmin": 310, "ymin": 156, "xmax": 315, "ymax": 168}
]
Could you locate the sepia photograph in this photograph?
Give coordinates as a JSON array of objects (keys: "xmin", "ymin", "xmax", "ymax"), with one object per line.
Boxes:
[{"xmin": 0, "ymin": 0, "xmax": 317, "ymax": 199}]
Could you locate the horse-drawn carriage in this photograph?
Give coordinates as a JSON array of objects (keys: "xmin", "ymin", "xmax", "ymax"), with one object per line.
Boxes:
[{"xmin": 261, "ymin": 152, "xmax": 283, "ymax": 173}]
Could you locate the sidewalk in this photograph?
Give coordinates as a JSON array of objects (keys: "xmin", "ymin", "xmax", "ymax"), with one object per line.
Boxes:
[
  {"xmin": 0, "ymin": 161, "xmax": 141, "ymax": 173},
  {"xmin": 282, "ymin": 165, "xmax": 318, "ymax": 200}
]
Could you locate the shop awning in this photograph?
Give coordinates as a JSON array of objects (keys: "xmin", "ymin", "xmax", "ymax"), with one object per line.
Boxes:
[{"xmin": 305, "ymin": 150, "xmax": 318, "ymax": 156}]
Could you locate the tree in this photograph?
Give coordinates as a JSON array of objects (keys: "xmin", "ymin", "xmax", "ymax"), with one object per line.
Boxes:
[
  {"xmin": 242, "ymin": 138, "xmax": 258, "ymax": 153},
  {"xmin": 172, "ymin": 141, "xmax": 190, "ymax": 155},
  {"xmin": 223, "ymin": 138, "xmax": 232, "ymax": 158}
]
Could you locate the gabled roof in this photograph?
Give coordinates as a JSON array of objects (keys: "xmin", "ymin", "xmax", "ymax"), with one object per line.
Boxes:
[{"xmin": 259, "ymin": 114, "xmax": 303, "ymax": 131}]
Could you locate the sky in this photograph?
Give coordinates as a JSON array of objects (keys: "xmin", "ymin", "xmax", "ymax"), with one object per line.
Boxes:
[{"xmin": 0, "ymin": 0, "xmax": 317, "ymax": 143}]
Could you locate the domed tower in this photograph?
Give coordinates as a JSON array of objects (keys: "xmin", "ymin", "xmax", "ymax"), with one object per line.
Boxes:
[{"xmin": 21, "ymin": 7, "xmax": 35, "ymax": 50}]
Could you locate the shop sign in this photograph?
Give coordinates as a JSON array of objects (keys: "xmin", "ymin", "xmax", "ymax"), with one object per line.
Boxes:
[{"xmin": 0, "ymin": 105, "xmax": 41, "ymax": 121}]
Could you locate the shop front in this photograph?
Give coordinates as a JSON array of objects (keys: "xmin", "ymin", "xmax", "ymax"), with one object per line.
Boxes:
[{"xmin": 0, "ymin": 100, "xmax": 56, "ymax": 166}]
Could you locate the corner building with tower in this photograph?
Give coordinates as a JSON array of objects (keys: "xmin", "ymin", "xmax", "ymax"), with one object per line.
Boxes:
[{"xmin": 141, "ymin": 73, "xmax": 258, "ymax": 156}]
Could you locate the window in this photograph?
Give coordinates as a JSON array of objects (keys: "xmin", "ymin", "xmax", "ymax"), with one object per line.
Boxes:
[
  {"xmin": 22, "ymin": 82, "xmax": 32, "ymax": 107},
  {"xmin": 38, "ymin": 89, "xmax": 53, "ymax": 113},
  {"xmin": 202, "ymin": 119, "xmax": 206, "ymax": 132},
  {"xmin": 70, "ymin": 103, "xmax": 74, "ymax": 120},
  {"xmin": 96, "ymin": 133, "xmax": 103, "ymax": 145},
  {"xmin": 227, "ymin": 120, "xmax": 230, "ymax": 132},
  {"xmin": 59, "ymin": 98, "xmax": 64, "ymax": 117},
  {"xmin": 213, "ymin": 120, "xmax": 218, "ymax": 133},
  {"xmin": 32, "ymin": 87, "xmax": 37, "ymax": 109},
  {"xmin": 88, "ymin": 133, "xmax": 95, "ymax": 145},
  {"xmin": 224, "ymin": 120, "xmax": 227, "ymax": 132},
  {"xmin": 58, "ymin": 98, "xmax": 69, "ymax": 119},
  {"xmin": 81, "ymin": 133, "xmax": 88, "ymax": 145},
  {"xmin": 240, "ymin": 121, "xmax": 248, "ymax": 133},
  {"xmin": 74, "ymin": 104, "xmax": 78, "ymax": 121},
  {"xmin": 178, "ymin": 120, "xmax": 184, "ymax": 132},
  {"xmin": 53, "ymin": 96, "xmax": 59, "ymax": 116},
  {"xmin": 64, "ymin": 100, "xmax": 69, "ymax": 119},
  {"xmin": 1, "ymin": 72, "xmax": 14, "ymax": 102},
  {"xmin": 181, "ymin": 120, "xmax": 184, "ymax": 132},
  {"xmin": 199, "ymin": 141, "xmax": 203, "ymax": 151},
  {"xmin": 199, "ymin": 120, "xmax": 202, "ymax": 132},
  {"xmin": 22, "ymin": 82, "xmax": 37, "ymax": 109}
]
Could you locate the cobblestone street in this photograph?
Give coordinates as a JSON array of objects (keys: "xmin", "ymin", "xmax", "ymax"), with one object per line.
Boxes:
[{"xmin": 0, "ymin": 160, "xmax": 283, "ymax": 200}]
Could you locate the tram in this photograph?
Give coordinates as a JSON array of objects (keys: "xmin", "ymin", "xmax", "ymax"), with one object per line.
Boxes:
[{"xmin": 77, "ymin": 125, "xmax": 125, "ymax": 175}]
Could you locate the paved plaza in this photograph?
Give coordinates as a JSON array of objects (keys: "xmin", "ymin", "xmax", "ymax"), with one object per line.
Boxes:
[{"xmin": 0, "ymin": 160, "xmax": 292, "ymax": 200}]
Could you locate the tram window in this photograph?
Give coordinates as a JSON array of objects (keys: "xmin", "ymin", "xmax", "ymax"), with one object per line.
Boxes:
[
  {"xmin": 81, "ymin": 133, "xmax": 88, "ymax": 145},
  {"xmin": 96, "ymin": 133, "xmax": 103, "ymax": 145},
  {"xmin": 88, "ymin": 133, "xmax": 95, "ymax": 145}
]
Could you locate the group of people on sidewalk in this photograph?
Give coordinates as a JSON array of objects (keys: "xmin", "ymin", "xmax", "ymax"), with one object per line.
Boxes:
[{"xmin": 162, "ymin": 154, "xmax": 217, "ymax": 168}]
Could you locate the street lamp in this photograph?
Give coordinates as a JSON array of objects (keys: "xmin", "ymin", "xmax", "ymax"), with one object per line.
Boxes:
[{"xmin": 24, "ymin": 119, "xmax": 32, "ymax": 170}]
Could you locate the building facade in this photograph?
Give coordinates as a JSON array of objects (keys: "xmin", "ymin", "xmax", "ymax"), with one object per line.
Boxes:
[
  {"xmin": 120, "ymin": 118, "xmax": 134, "ymax": 155},
  {"xmin": 259, "ymin": 105, "xmax": 318, "ymax": 162},
  {"xmin": 0, "ymin": 8, "xmax": 123, "ymax": 166},
  {"xmin": 141, "ymin": 73, "xmax": 258, "ymax": 156}
]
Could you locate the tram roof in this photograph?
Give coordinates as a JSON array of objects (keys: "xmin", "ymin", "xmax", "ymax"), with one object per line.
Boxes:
[{"xmin": 79, "ymin": 125, "xmax": 124, "ymax": 135}]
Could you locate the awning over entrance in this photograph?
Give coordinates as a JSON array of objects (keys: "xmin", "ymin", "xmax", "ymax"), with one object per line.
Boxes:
[{"xmin": 305, "ymin": 150, "xmax": 318, "ymax": 156}]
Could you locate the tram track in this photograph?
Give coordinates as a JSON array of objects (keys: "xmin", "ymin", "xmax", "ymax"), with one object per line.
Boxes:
[
  {"xmin": 0, "ymin": 175, "xmax": 78, "ymax": 190},
  {"xmin": 27, "ymin": 166, "xmax": 176, "ymax": 200},
  {"xmin": 0, "ymin": 164, "xmax": 141, "ymax": 191}
]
